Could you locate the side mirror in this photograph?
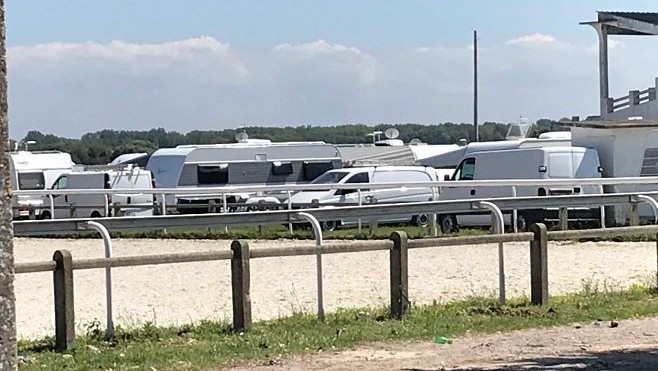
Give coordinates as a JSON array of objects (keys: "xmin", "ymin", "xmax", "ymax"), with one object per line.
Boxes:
[{"xmin": 443, "ymin": 174, "xmax": 451, "ymax": 181}]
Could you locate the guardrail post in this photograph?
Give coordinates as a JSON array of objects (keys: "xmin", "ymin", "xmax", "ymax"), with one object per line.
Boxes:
[
  {"xmin": 53, "ymin": 250, "xmax": 75, "ymax": 351},
  {"xmin": 368, "ymin": 197, "xmax": 378, "ymax": 235},
  {"xmin": 231, "ymin": 240, "xmax": 251, "ymax": 332},
  {"xmin": 389, "ymin": 231, "xmax": 409, "ymax": 319},
  {"xmin": 529, "ymin": 223, "xmax": 549, "ymax": 306},
  {"xmin": 629, "ymin": 201, "xmax": 640, "ymax": 226},
  {"xmin": 208, "ymin": 200, "xmax": 217, "ymax": 214},
  {"xmin": 558, "ymin": 207, "xmax": 568, "ymax": 230}
]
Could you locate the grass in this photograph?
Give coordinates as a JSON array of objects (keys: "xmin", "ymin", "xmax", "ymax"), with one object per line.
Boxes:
[
  {"xmin": 29, "ymin": 223, "xmax": 491, "ymax": 241},
  {"xmin": 17, "ymin": 285, "xmax": 658, "ymax": 370}
]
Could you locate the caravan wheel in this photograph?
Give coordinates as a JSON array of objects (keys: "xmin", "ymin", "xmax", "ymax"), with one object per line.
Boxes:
[
  {"xmin": 412, "ymin": 214, "xmax": 430, "ymax": 227},
  {"xmin": 321, "ymin": 220, "xmax": 340, "ymax": 231},
  {"xmin": 439, "ymin": 214, "xmax": 458, "ymax": 234},
  {"xmin": 39, "ymin": 211, "xmax": 51, "ymax": 220}
]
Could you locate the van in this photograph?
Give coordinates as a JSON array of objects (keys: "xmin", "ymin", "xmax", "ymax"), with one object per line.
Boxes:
[
  {"xmin": 9, "ymin": 151, "xmax": 73, "ymax": 219},
  {"xmin": 439, "ymin": 146, "xmax": 602, "ymax": 232},
  {"xmin": 288, "ymin": 166, "xmax": 437, "ymax": 230},
  {"xmin": 47, "ymin": 166, "xmax": 155, "ymax": 219}
]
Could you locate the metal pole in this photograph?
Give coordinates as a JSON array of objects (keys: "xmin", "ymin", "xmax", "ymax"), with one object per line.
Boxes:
[
  {"xmin": 49, "ymin": 194, "xmax": 55, "ymax": 219},
  {"xmin": 104, "ymin": 194, "xmax": 109, "ymax": 217},
  {"xmin": 296, "ymin": 212, "xmax": 324, "ymax": 320},
  {"xmin": 637, "ymin": 195, "xmax": 658, "ymax": 224},
  {"xmin": 357, "ymin": 189, "xmax": 363, "ymax": 234},
  {"xmin": 222, "ymin": 193, "xmax": 228, "ymax": 233},
  {"xmin": 85, "ymin": 221, "xmax": 114, "ymax": 340},
  {"xmin": 512, "ymin": 186, "xmax": 518, "ymax": 233},
  {"xmin": 473, "ymin": 29, "xmax": 479, "ymax": 142},
  {"xmin": 287, "ymin": 191, "xmax": 293, "ymax": 234},
  {"xmin": 477, "ymin": 201, "xmax": 506, "ymax": 303}
]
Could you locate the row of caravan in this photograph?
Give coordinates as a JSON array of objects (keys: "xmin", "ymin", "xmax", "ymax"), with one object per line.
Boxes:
[{"xmin": 9, "ymin": 137, "xmax": 606, "ymax": 231}]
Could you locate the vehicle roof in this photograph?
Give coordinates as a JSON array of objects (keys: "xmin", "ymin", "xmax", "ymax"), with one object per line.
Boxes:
[
  {"xmin": 9, "ymin": 151, "xmax": 73, "ymax": 170},
  {"xmin": 468, "ymin": 145, "xmax": 590, "ymax": 157},
  {"xmin": 149, "ymin": 143, "xmax": 341, "ymax": 162},
  {"xmin": 327, "ymin": 165, "xmax": 433, "ymax": 173}
]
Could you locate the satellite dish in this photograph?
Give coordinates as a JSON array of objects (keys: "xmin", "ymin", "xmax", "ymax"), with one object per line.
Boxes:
[
  {"xmin": 410, "ymin": 138, "xmax": 423, "ymax": 145},
  {"xmin": 234, "ymin": 131, "xmax": 249, "ymax": 142},
  {"xmin": 384, "ymin": 128, "xmax": 400, "ymax": 139}
]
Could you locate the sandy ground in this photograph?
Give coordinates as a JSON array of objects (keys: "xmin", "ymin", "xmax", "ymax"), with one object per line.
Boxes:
[
  {"xmin": 229, "ymin": 316, "xmax": 658, "ymax": 370},
  {"xmin": 13, "ymin": 237, "xmax": 658, "ymax": 339}
]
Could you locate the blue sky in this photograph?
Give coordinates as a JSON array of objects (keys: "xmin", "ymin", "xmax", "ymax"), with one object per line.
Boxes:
[{"xmin": 5, "ymin": 1, "xmax": 658, "ymax": 138}]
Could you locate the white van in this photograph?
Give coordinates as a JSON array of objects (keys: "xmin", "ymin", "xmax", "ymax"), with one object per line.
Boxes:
[
  {"xmin": 439, "ymin": 146, "xmax": 602, "ymax": 232},
  {"xmin": 9, "ymin": 151, "xmax": 73, "ymax": 219},
  {"xmin": 47, "ymin": 167, "xmax": 156, "ymax": 219},
  {"xmin": 288, "ymin": 166, "xmax": 437, "ymax": 230}
]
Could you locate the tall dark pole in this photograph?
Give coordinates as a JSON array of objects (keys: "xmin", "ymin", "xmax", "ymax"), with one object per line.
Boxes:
[
  {"xmin": 0, "ymin": 0, "xmax": 16, "ymax": 369},
  {"xmin": 473, "ymin": 30, "xmax": 478, "ymax": 142}
]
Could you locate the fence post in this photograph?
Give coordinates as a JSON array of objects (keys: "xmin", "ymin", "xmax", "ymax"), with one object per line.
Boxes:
[
  {"xmin": 558, "ymin": 207, "xmax": 568, "ymax": 230},
  {"xmin": 389, "ymin": 231, "xmax": 409, "ymax": 319},
  {"xmin": 529, "ymin": 223, "xmax": 549, "ymax": 306},
  {"xmin": 53, "ymin": 250, "xmax": 75, "ymax": 351},
  {"xmin": 629, "ymin": 201, "xmax": 640, "ymax": 226},
  {"xmin": 231, "ymin": 240, "xmax": 251, "ymax": 332}
]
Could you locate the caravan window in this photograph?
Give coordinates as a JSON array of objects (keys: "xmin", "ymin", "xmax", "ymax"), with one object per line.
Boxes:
[
  {"xmin": 271, "ymin": 162, "xmax": 294, "ymax": 175},
  {"xmin": 303, "ymin": 161, "xmax": 335, "ymax": 181},
  {"xmin": 18, "ymin": 172, "xmax": 45, "ymax": 190},
  {"xmin": 197, "ymin": 165, "xmax": 229, "ymax": 185},
  {"xmin": 452, "ymin": 158, "xmax": 475, "ymax": 180}
]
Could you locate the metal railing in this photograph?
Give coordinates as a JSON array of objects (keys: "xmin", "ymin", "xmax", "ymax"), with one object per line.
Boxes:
[
  {"xmin": 607, "ymin": 78, "xmax": 658, "ymax": 113},
  {"xmin": 16, "ymin": 222, "xmax": 658, "ymax": 351}
]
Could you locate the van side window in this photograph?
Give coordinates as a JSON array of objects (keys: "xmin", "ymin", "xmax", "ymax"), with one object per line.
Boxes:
[
  {"xmin": 452, "ymin": 158, "xmax": 476, "ymax": 180},
  {"xmin": 53, "ymin": 175, "xmax": 68, "ymax": 189},
  {"xmin": 197, "ymin": 165, "xmax": 229, "ymax": 185}
]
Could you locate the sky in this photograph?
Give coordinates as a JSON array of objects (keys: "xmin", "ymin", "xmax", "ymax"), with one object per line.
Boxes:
[{"xmin": 5, "ymin": 1, "xmax": 658, "ymax": 139}]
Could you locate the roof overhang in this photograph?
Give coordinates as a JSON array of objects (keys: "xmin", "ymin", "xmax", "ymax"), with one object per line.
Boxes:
[
  {"xmin": 581, "ymin": 11, "xmax": 658, "ymax": 35},
  {"xmin": 563, "ymin": 119, "xmax": 658, "ymax": 129}
]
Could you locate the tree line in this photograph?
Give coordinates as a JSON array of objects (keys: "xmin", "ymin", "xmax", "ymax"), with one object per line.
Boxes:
[{"xmin": 16, "ymin": 120, "xmax": 559, "ymax": 165}]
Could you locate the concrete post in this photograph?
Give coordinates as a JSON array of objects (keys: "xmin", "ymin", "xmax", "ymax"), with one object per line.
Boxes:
[
  {"xmin": 530, "ymin": 224, "xmax": 549, "ymax": 306},
  {"xmin": 594, "ymin": 24, "xmax": 610, "ymax": 115},
  {"xmin": 53, "ymin": 250, "xmax": 75, "ymax": 351},
  {"xmin": 389, "ymin": 231, "xmax": 409, "ymax": 319},
  {"xmin": 0, "ymin": 0, "xmax": 16, "ymax": 367},
  {"xmin": 629, "ymin": 90, "xmax": 640, "ymax": 106},
  {"xmin": 629, "ymin": 201, "xmax": 640, "ymax": 226},
  {"xmin": 231, "ymin": 240, "xmax": 251, "ymax": 332}
]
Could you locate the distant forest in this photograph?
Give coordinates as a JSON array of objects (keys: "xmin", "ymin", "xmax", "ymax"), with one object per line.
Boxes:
[{"xmin": 17, "ymin": 119, "xmax": 558, "ymax": 165}]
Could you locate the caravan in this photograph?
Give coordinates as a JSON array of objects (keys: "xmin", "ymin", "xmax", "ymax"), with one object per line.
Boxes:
[
  {"xmin": 146, "ymin": 141, "xmax": 342, "ymax": 213},
  {"xmin": 439, "ymin": 145, "xmax": 603, "ymax": 232},
  {"xmin": 9, "ymin": 151, "xmax": 73, "ymax": 219}
]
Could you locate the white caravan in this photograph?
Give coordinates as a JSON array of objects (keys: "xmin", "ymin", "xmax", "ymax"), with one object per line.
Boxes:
[
  {"xmin": 439, "ymin": 146, "xmax": 602, "ymax": 232},
  {"xmin": 146, "ymin": 141, "xmax": 342, "ymax": 213},
  {"xmin": 9, "ymin": 151, "xmax": 73, "ymax": 219},
  {"xmin": 288, "ymin": 166, "xmax": 437, "ymax": 230},
  {"xmin": 48, "ymin": 166, "xmax": 155, "ymax": 219}
]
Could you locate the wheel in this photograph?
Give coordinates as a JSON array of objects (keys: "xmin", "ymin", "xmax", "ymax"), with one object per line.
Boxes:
[
  {"xmin": 321, "ymin": 220, "xmax": 339, "ymax": 231},
  {"xmin": 90, "ymin": 211, "xmax": 102, "ymax": 218},
  {"xmin": 39, "ymin": 211, "xmax": 51, "ymax": 220},
  {"xmin": 515, "ymin": 212, "xmax": 529, "ymax": 232},
  {"xmin": 412, "ymin": 214, "xmax": 430, "ymax": 227},
  {"xmin": 439, "ymin": 214, "xmax": 458, "ymax": 234}
]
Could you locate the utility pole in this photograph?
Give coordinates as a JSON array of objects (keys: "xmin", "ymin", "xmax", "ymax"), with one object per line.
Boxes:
[
  {"xmin": 473, "ymin": 30, "xmax": 479, "ymax": 142},
  {"xmin": 0, "ymin": 0, "xmax": 16, "ymax": 369}
]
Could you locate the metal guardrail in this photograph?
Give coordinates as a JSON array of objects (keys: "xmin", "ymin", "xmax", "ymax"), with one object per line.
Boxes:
[
  {"xmin": 16, "ymin": 222, "xmax": 658, "ymax": 351},
  {"xmin": 12, "ymin": 191, "xmax": 658, "ymax": 236}
]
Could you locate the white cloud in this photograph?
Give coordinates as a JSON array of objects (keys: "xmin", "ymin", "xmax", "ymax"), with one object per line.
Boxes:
[
  {"xmin": 505, "ymin": 33, "xmax": 557, "ymax": 45},
  {"xmin": 6, "ymin": 35, "xmax": 658, "ymax": 139}
]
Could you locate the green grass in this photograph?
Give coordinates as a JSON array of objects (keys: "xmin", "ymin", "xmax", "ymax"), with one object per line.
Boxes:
[
  {"xmin": 18, "ymin": 285, "xmax": 658, "ymax": 371},
  {"xmin": 28, "ymin": 223, "xmax": 490, "ymax": 241}
]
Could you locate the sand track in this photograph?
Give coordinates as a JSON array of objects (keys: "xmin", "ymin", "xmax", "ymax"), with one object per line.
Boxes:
[{"xmin": 13, "ymin": 237, "xmax": 657, "ymax": 339}]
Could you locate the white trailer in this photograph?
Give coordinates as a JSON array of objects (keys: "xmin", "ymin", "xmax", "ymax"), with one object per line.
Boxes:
[
  {"xmin": 9, "ymin": 151, "xmax": 73, "ymax": 219},
  {"xmin": 439, "ymin": 145, "xmax": 602, "ymax": 232},
  {"xmin": 146, "ymin": 141, "xmax": 342, "ymax": 212}
]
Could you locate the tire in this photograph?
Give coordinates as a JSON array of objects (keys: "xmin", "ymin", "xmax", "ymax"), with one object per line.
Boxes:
[
  {"xmin": 412, "ymin": 214, "xmax": 430, "ymax": 228},
  {"xmin": 439, "ymin": 214, "xmax": 458, "ymax": 234},
  {"xmin": 515, "ymin": 212, "xmax": 529, "ymax": 232},
  {"xmin": 90, "ymin": 211, "xmax": 102, "ymax": 218},
  {"xmin": 321, "ymin": 220, "xmax": 339, "ymax": 231},
  {"xmin": 39, "ymin": 211, "xmax": 51, "ymax": 220}
]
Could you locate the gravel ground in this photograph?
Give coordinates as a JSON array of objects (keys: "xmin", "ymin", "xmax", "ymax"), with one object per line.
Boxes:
[
  {"xmin": 229, "ymin": 316, "xmax": 658, "ymax": 371},
  {"xmin": 13, "ymin": 237, "xmax": 658, "ymax": 339}
]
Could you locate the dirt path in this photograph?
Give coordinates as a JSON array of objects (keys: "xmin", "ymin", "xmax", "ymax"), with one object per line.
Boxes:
[{"xmin": 230, "ymin": 316, "xmax": 658, "ymax": 371}]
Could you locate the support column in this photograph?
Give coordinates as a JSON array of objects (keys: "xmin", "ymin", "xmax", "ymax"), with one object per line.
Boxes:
[{"xmin": 592, "ymin": 24, "xmax": 611, "ymax": 115}]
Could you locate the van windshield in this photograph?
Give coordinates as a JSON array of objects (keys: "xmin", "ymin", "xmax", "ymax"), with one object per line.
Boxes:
[{"xmin": 311, "ymin": 171, "xmax": 350, "ymax": 184}]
